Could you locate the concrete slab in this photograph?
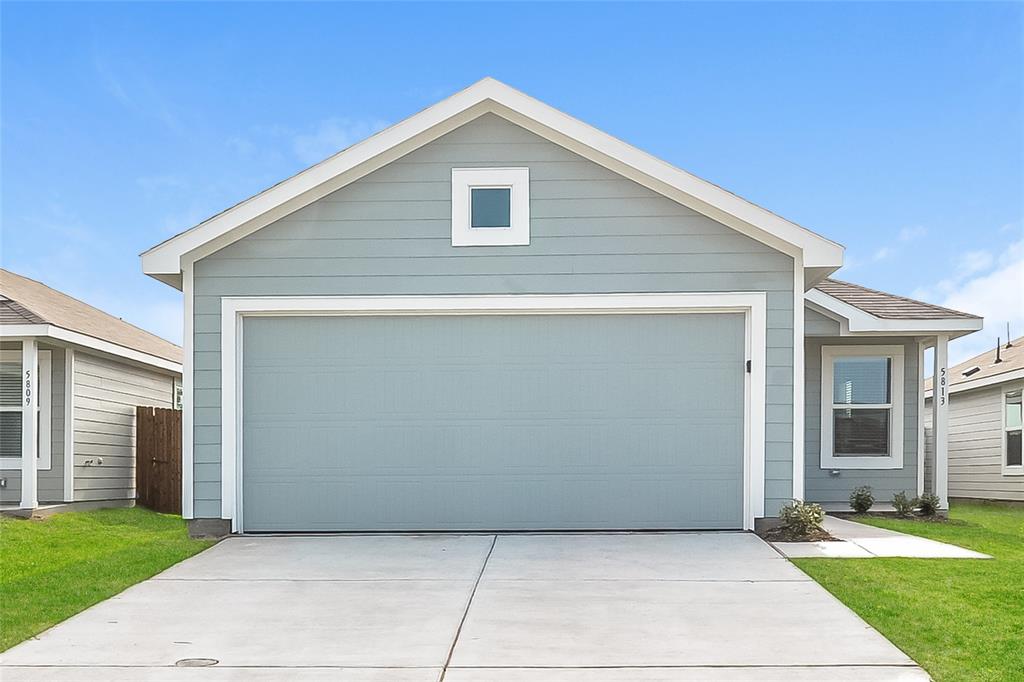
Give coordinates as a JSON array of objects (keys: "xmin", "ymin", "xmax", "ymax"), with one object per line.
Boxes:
[
  {"xmin": 823, "ymin": 516, "xmax": 991, "ymax": 559},
  {"xmin": 156, "ymin": 534, "xmax": 493, "ymax": 581},
  {"xmin": 0, "ymin": 531, "xmax": 927, "ymax": 681},
  {"xmin": 0, "ymin": 667, "xmax": 441, "ymax": 682},
  {"xmin": 444, "ymin": 666, "xmax": 929, "ymax": 681},
  {"xmin": 1, "ymin": 578, "xmax": 473, "ymax": 668},
  {"xmin": 451, "ymin": 578, "xmax": 916, "ymax": 668},
  {"xmin": 484, "ymin": 532, "xmax": 807, "ymax": 581},
  {"xmin": 774, "ymin": 541, "xmax": 875, "ymax": 558}
]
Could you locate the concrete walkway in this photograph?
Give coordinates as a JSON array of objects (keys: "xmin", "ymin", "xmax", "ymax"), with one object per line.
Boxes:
[
  {"xmin": 773, "ymin": 515, "xmax": 991, "ymax": 559},
  {"xmin": 1, "ymin": 533, "xmax": 927, "ymax": 681}
]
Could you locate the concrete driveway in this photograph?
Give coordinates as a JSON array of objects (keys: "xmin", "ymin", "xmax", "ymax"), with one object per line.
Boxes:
[{"xmin": 1, "ymin": 533, "xmax": 925, "ymax": 681}]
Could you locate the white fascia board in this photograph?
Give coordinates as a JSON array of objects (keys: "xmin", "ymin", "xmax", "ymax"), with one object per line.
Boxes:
[
  {"xmin": 805, "ymin": 290, "xmax": 983, "ymax": 336},
  {"xmin": 924, "ymin": 368, "xmax": 1024, "ymax": 398},
  {"xmin": 141, "ymin": 78, "xmax": 844, "ymax": 282},
  {"xmin": 0, "ymin": 324, "xmax": 182, "ymax": 375}
]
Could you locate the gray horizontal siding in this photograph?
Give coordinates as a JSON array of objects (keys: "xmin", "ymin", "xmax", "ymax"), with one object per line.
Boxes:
[
  {"xmin": 804, "ymin": 337, "xmax": 920, "ymax": 507},
  {"xmin": 804, "ymin": 307, "xmax": 841, "ymax": 336},
  {"xmin": 926, "ymin": 385, "xmax": 1024, "ymax": 502},
  {"xmin": 72, "ymin": 353, "xmax": 176, "ymax": 502},
  {"xmin": 192, "ymin": 112, "xmax": 796, "ymax": 520}
]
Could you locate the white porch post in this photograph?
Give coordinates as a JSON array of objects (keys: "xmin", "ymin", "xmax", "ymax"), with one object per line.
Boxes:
[
  {"xmin": 932, "ymin": 334, "xmax": 949, "ymax": 509},
  {"xmin": 20, "ymin": 338, "xmax": 38, "ymax": 509}
]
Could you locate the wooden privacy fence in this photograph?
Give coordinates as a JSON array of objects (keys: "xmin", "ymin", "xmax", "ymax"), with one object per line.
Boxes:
[{"xmin": 136, "ymin": 406, "xmax": 182, "ymax": 514}]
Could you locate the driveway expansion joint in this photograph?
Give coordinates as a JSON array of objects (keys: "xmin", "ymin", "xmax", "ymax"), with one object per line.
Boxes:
[{"xmin": 439, "ymin": 534, "xmax": 497, "ymax": 682}]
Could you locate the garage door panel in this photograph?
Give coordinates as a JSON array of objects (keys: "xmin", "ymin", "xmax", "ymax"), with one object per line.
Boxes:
[{"xmin": 242, "ymin": 313, "xmax": 745, "ymax": 531}]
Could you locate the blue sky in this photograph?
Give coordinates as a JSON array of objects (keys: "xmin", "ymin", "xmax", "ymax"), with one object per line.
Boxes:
[{"xmin": 2, "ymin": 1, "xmax": 1021, "ymax": 364}]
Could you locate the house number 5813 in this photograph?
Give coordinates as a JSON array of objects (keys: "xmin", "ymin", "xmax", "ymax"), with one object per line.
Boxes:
[{"xmin": 24, "ymin": 369, "xmax": 32, "ymax": 406}]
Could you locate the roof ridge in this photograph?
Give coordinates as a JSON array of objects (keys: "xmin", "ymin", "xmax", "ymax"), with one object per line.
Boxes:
[{"xmin": 820, "ymin": 277, "xmax": 980, "ymax": 319}]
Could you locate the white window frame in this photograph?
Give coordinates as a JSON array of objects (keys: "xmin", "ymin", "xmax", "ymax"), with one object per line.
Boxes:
[
  {"xmin": 0, "ymin": 348, "xmax": 52, "ymax": 470},
  {"xmin": 451, "ymin": 167, "xmax": 530, "ymax": 246},
  {"xmin": 1002, "ymin": 383, "xmax": 1024, "ymax": 477},
  {"xmin": 820, "ymin": 345, "xmax": 904, "ymax": 470}
]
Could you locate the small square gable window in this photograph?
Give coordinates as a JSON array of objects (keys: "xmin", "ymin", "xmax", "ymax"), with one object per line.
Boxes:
[
  {"xmin": 452, "ymin": 167, "xmax": 529, "ymax": 246},
  {"xmin": 470, "ymin": 188, "xmax": 511, "ymax": 228}
]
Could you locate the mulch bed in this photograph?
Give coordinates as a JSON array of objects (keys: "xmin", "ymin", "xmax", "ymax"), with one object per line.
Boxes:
[{"xmin": 758, "ymin": 526, "xmax": 838, "ymax": 542}]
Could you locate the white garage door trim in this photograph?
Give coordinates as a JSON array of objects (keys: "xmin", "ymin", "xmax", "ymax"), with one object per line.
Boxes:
[{"xmin": 220, "ymin": 292, "xmax": 768, "ymax": 532}]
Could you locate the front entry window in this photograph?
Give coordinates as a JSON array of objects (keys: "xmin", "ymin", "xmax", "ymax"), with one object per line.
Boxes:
[{"xmin": 820, "ymin": 346, "xmax": 904, "ymax": 469}]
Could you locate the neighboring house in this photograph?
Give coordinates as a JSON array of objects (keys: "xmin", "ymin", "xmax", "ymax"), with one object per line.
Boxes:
[
  {"xmin": 0, "ymin": 269, "xmax": 183, "ymax": 510},
  {"xmin": 924, "ymin": 337, "xmax": 1024, "ymax": 503},
  {"xmin": 141, "ymin": 78, "xmax": 981, "ymax": 535}
]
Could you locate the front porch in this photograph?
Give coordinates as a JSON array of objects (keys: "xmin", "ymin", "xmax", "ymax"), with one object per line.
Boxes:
[
  {"xmin": 1, "ymin": 337, "xmax": 71, "ymax": 511},
  {"xmin": 803, "ymin": 279, "xmax": 983, "ymax": 511}
]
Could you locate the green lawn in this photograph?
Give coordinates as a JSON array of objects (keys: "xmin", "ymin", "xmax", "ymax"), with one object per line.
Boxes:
[
  {"xmin": 793, "ymin": 502, "xmax": 1024, "ymax": 682},
  {"xmin": 0, "ymin": 507, "xmax": 213, "ymax": 651}
]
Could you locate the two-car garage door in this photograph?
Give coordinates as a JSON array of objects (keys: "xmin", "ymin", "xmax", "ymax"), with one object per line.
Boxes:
[{"xmin": 240, "ymin": 312, "xmax": 745, "ymax": 531}]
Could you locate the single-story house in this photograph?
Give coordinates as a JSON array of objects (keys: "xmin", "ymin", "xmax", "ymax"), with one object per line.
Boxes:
[
  {"xmin": 925, "ymin": 336, "xmax": 1023, "ymax": 502},
  {"xmin": 141, "ymin": 78, "xmax": 982, "ymax": 535},
  {"xmin": 0, "ymin": 269, "xmax": 183, "ymax": 511}
]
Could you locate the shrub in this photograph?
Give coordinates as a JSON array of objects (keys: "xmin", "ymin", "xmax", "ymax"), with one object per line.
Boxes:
[
  {"xmin": 892, "ymin": 491, "xmax": 914, "ymax": 518},
  {"xmin": 917, "ymin": 492, "xmax": 941, "ymax": 517},
  {"xmin": 849, "ymin": 486, "xmax": 874, "ymax": 513},
  {"xmin": 779, "ymin": 499, "xmax": 825, "ymax": 537}
]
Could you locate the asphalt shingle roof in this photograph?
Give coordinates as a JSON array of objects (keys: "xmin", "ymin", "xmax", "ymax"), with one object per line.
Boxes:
[
  {"xmin": 814, "ymin": 278, "xmax": 980, "ymax": 320},
  {"xmin": 0, "ymin": 269, "xmax": 182, "ymax": 365}
]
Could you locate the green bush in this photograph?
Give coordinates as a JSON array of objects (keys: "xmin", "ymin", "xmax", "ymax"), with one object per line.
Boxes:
[
  {"xmin": 917, "ymin": 492, "xmax": 941, "ymax": 517},
  {"xmin": 892, "ymin": 490, "xmax": 914, "ymax": 518},
  {"xmin": 849, "ymin": 486, "xmax": 874, "ymax": 513},
  {"xmin": 779, "ymin": 499, "xmax": 825, "ymax": 536}
]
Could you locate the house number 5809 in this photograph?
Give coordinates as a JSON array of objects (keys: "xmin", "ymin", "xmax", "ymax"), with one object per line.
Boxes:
[{"xmin": 24, "ymin": 369, "xmax": 32, "ymax": 406}]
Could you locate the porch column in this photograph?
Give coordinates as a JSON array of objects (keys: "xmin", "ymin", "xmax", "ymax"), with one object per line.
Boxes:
[
  {"xmin": 20, "ymin": 338, "xmax": 38, "ymax": 509},
  {"xmin": 932, "ymin": 334, "xmax": 949, "ymax": 509}
]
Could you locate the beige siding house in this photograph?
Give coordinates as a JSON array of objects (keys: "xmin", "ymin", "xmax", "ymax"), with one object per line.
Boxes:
[
  {"xmin": 0, "ymin": 269, "xmax": 182, "ymax": 510},
  {"xmin": 926, "ymin": 337, "xmax": 1024, "ymax": 502}
]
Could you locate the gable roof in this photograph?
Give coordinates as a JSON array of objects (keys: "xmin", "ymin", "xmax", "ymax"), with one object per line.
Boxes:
[
  {"xmin": 805, "ymin": 278, "xmax": 982, "ymax": 337},
  {"xmin": 815, "ymin": 278, "xmax": 979, "ymax": 320},
  {"xmin": 926, "ymin": 336, "xmax": 1024, "ymax": 395},
  {"xmin": 141, "ymin": 78, "xmax": 844, "ymax": 289},
  {"xmin": 0, "ymin": 269, "xmax": 182, "ymax": 371}
]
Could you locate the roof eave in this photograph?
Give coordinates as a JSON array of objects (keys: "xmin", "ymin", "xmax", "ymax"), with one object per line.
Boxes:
[{"xmin": 805, "ymin": 289, "xmax": 983, "ymax": 338}]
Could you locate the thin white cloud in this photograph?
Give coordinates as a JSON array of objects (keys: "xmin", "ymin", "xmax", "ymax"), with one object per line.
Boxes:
[
  {"xmin": 291, "ymin": 118, "xmax": 389, "ymax": 165},
  {"xmin": 227, "ymin": 117, "xmax": 390, "ymax": 167},
  {"xmin": 915, "ymin": 237, "xmax": 1024, "ymax": 365},
  {"xmin": 898, "ymin": 225, "xmax": 927, "ymax": 242},
  {"xmin": 850, "ymin": 225, "xmax": 928, "ymax": 268}
]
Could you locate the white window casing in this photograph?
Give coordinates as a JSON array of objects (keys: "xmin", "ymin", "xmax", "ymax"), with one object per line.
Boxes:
[
  {"xmin": 0, "ymin": 348, "xmax": 51, "ymax": 471},
  {"xmin": 820, "ymin": 345, "xmax": 904, "ymax": 470},
  {"xmin": 451, "ymin": 167, "xmax": 530, "ymax": 246},
  {"xmin": 1003, "ymin": 384, "xmax": 1024, "ymax": 477}
]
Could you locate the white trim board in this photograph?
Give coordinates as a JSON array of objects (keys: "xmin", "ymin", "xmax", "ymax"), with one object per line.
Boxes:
[
  {"xmin": 0, "ymin": 324, "xmax": 182, "ymax": 375},
  {"xmin": 819, "ymin": 344, "xmax": 905, "ymax": 470},
  {"xmin": 805, "ymin": 290, "xmax": 982, "ymax": 337},
  {"xmin": 63, "ymin": 349, "xmax": 75, "ymax": 501},
  {"xmin": 218, "ymin": 292, "xmax": 768, "ymax": 532},
  {"xmin": 142, "ymin": 78, "xmax": 844, "ymax": 284}
]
